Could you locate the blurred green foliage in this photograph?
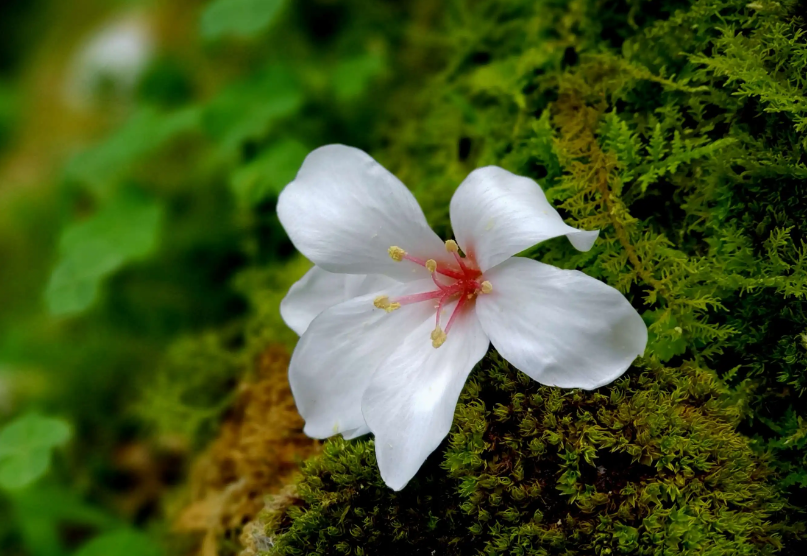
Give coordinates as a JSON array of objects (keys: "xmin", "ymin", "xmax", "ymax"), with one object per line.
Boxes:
[
  {"xmin": 200, "ymin": 0, "xmax": 286, "ymax": 40},
  {"xmin": 0, "ymin": 81, "xmax": 16, "ymax": 147},
  {"xmin": 64, "ymin": 107, "xmax": 201, "ymax": 193},
  {"xmin": 6, "ymin": 485, "xmax": 120, "ymax": 556},
  {"xmin": 46, "ymin": 191, "xmax": 163, "ymax": 315},
  {"xmin": 202, "ymin": 66, "xmax": 302, "ymax": 156},
  {"xmin": 72, "ymin": 529, "xmax": 162, "ymax": 556},
  {"xmin": 230, "ymin": 138, "xmax": 308, "ymax": 206},
  {"xmin": 0, "ymin": 0, "xmax": 403, "ymax": 554},
  {"xmin": 0, "ymin": 414, "xmax": 71, "ymax": 490}
]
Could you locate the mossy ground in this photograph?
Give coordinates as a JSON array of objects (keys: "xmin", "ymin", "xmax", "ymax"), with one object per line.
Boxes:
[
  {"xmin": 254, "ymin": 356, "xmax": 787, "ymax": 555},
  {"xmin": 172, "ymin": 346, "xmax": 319, "ymax": 556},
  {"xmin": 234, "ymin": 0, "xmax": 807, "ymax": 554}
]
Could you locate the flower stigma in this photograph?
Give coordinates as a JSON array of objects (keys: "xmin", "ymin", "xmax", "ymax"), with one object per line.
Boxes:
[{"xmin": 379, "ymin": 241, "xmax": 493, "ymax": 348}]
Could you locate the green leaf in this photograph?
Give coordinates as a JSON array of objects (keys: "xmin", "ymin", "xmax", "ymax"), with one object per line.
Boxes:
[
  {"xmin": 200, "ymin": 0, "xmax": 285, "ymax": 40},
  {"xmin": 0, "ymin": 449, "xmax": 53, "ymax": 491},
  {"xmin": 65, "ymin": 107, "xmax": 200, "ymax": 193},
  {"xmin": 73, "ymin": 530, "xmax": 162, "ymax": 556},
  {"xmin": 203, "ymin": 66, "xmax": 302, "ymax": 153},
  {"xmin": 45, "ymin": 192, "xmax": 164, "ymax": 316},
  {"xmin": 0, "ymin": 413, "xmax": 71, "ymax": 490},
  {"xmin": 230, "ymin": 138, "xmax": 308, "ymax": 205},
  {"xmin": 8, "ymin": 484, "xmax": 120, "ymax": 556},
  {"xmin": 647, "ymin": 123, "xmax": 667, "ymax": 164}
]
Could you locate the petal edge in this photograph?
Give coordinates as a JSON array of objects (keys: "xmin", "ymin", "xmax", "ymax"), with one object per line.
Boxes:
[
  {"xmin": 476, "ymin": 257, "xmax": 646, "ymax": 390},
  {"xmin": 278, "ymin": 145, "xmax": 450, "ymax": 281},
  {"xmin": 280, "ymin": 265, "xmax": 398, "ymax": 336},
  {"xmin": 362, "ymin": 303, "xmax": 489, "ymax": 490},
  {"xmin": 450, "ymin": 166, "xmax": 598, "ymax": 271}
]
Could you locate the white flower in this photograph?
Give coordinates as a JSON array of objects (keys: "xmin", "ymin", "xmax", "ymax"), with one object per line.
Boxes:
[
  {"xmin": 278, "ymin": 145, "xmax": 647, "ymax": 490},
  {"xmin": 65, "ymin": 12, "xmax": 154, "ymax": 109}
]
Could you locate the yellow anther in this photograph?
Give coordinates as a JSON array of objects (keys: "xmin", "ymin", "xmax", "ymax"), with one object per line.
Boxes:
[
  {"xmin": 480, "ymin": 281, "xmax": 493, "ymax": 294},
  {"xmin": 388, "ymin": 246, "xmax": 406, "ymax": 261},
  {"xmin": 431, "ymin": 327, "xmax": 447, "ymax": 348},
  {"xmin": 373, "ymin": 295, "xmax": 401, "ymax": 312},
  {"xmin": 425, "ymin": 259, "xmax": 437, "ymax": 273},
  {"xmin": 445, "ymin": 239, "xmax": 459, "ymax": 253}
]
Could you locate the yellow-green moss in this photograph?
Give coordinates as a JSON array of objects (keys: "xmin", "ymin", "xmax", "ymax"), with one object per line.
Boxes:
[
  {"xmin": 377, "ymin": 0, "xmax": 807, "ymax": 517},
  {"xmin": 243, "ymin": 0, "xmax": 807, "ymax": 552},
  {"xmin": 257, "ymin": 355, "xmax": 787, "ymax": 555}
]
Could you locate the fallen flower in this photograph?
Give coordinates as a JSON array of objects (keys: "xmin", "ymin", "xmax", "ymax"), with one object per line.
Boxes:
[{"xmin": 278, "ymin": 145, "xmax": 647, "ymax": 490}]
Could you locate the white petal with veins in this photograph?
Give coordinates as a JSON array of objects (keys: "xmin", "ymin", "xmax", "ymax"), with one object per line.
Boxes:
[
  {"xmin": 450, "ymin": 166, "xmax": 598, "ymax": 271},
  {"xmin": 476, "ymin": 257, "xmax": 647, "ymax": 389},
  {"xmin": 362, "ymin": 301, "xmax": 489, "ymax": 490},
  {"xmin": 278, "ymin": 145, "xmax": 452, "ymax": 281},
  {"xmin": 289, "ymin": 279, "xmax": 436, "ymax": 439},
  {"xmin": 281, "ymin": 265, "xmax": 398, "ymax": 336}
]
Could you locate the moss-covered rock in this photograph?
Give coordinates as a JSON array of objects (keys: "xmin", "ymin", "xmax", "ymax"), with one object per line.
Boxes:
[
  {"xmin": 173, "ymin": 346, "xmax": 320, "ymax": 556},
  {"xmin": 255, "ymin": 355, "xmax": 786, "ymax": 555},
  {"xmin": 159, "ymin": 0, "xmax": 807, "ymax": 553},
  {"xmin": 236, "ymin": 0, "xmax": 807, "ymax": 552}
]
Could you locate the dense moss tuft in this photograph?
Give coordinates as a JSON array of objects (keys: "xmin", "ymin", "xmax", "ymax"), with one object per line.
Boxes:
[{"xmin": 256, "ymin": 355, "xmax": 786, "ymax": 555}]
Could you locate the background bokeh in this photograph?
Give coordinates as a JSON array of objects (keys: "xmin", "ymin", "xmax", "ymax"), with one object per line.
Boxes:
[{"xmin": 0, "ymin": 0, "xmax": 415, "ymax": 554}]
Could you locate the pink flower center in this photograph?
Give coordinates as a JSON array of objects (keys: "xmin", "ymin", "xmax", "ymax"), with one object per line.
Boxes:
[{"xmin": 375, "ymin": 241, "xmax": 492, "ymax": 348}]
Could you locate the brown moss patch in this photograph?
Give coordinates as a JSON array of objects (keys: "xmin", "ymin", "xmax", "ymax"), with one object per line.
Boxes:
[{"xmin": 174, "ymin": 345, "xmax": 319, "ymax": 556}]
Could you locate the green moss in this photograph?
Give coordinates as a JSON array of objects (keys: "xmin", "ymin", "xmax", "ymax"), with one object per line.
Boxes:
[
  {"xmin": 259, "ymin": 355, "xmax": 786, "ymax": 555},
  {"xmin": 240, "ymin": 0, "xmax": 807, "ymax": 552},
  {"xmin": 137, "ymin": 330, "xmax": 245, "ymax": 446},
  {"xmin": 380, "ymin": 0, "xmax": 807, "ymax": 514}
]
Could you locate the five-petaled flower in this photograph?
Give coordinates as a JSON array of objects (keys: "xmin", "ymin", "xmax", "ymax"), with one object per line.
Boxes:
[{"xmin": 278, "ymin": 145, "xmax": 647, "ymax": 490}]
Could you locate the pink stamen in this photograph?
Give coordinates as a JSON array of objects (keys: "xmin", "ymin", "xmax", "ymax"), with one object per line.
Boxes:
[
  {"xmin": 452, "ymin": 251, "xmax": 470, "ymax": 274},
  {"xmin": 435, "ymin": 294, "xmax": 449, "ymax": 328},
  {"xmin": 385, "ymin": 241, "xmax": 487, "ymax": 347},
  {"xmin": 444, "ymin": 293, "xmax": 467, "ymax": 334},
  {"xmin": 401, "ymin": 253, "xmax": 465, "ymax": 280},
  {"xmin": 431, "ymin": 272, "xmax": 450, "ymax": 292},
  {"xmin": 401, "ymin": 253, "xmax": 427, "ymax": 266},
  {"xmin": 394, "ymin": 290, "xmax": 444, "ymax": 306}
]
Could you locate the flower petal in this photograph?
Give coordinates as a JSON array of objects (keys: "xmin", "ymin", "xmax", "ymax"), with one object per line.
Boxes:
[
  {"xmin": 362, "ymin": 303, "xmax": 489, "ymax": 490},
  {"xmin": 476, "ymin": 257, "xmax": 646, "ymax": 389},
  {"xmin": 278, "ymin": 145, "xmax": 451, "ymax": 281},
  {"xmin": 289, "ymin": 279, "xmax": 437, "ymax": 439},
  {"xmin": 281, "ymin": 265, "xmax": 398, "ymax": 336},
  {"xmin": 450, "ymin": 166, "xmax": 599, "ymax": 271},
  {"xmin": 342, "ymin": 424, "xmax": 371, "ymax": 440}
]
